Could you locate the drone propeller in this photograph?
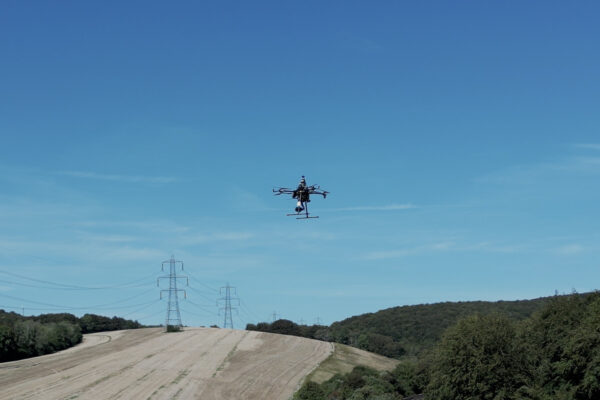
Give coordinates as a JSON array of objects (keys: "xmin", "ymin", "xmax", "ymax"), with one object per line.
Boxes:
[
  {"xmin": 274, "ymin": 177, "xmax": 329, "ymax": 219},
  {"xmin": 273, "ymin": 187, "xmax": 293, "ymax": 195}
]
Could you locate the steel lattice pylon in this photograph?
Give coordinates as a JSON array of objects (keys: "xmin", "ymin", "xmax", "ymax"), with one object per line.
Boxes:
[
  {"xmin": 157, "ymin": 255, "xmax": 188, "ymax": 330},
  {"xmin": 218, "ymin": 283, "xmax": 239, "ymax": 329}
]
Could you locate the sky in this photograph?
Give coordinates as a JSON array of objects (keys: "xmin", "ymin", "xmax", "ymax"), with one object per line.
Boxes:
[{"xmin": 1, "ymin": 1, "xmax": 599, "ymax": 328}]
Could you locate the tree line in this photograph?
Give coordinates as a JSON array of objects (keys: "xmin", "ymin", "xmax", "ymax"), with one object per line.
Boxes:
[
  {"xmin": 0, "ymin": 310, "xmax": 142, "ymax": 362},
  {"xmin": 247, "ymin": 296, "xmax": 550, "ymax": 359},
  {"xmin": 293, "ymin": 292, "xmax": 600, "ymax": 399}
]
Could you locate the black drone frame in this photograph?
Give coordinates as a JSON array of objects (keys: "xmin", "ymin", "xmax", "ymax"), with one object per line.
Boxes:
[{"xmin": 273, "ymin": 185, "xmax": 328, "ymax": 219}]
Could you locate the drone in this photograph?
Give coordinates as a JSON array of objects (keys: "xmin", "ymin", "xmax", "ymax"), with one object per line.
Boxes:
[{"xmin": 273, "ymin": 176, "xmax": 329, "ymax": 219}]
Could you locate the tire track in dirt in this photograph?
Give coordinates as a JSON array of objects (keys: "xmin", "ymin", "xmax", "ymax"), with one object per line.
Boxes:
[{"xmin": 0, "ymin": 327, "xmax": 333, "ymax": 400}]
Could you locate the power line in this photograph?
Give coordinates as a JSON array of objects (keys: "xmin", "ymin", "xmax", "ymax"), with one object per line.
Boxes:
[
  {"xmin": 0, "ymin": 268, "xmax": 157, "ymax": 290},
  {"xmin": 186, "ymin": 273, "xmax": 220, "ymax": 293},
  {"xmin": 0, "ymin": 304, "xmax": 73, "ymax": 312},
  {"xmin": 179, "ymin": 307, "xmax": 214, "ymax": 318},
  {"xmin": 120, "ymin": 299, "xmax": 161, "ymax": 318},
  {"xmin": 234, "ymin": 315, "xmax": 250, "ymax": 329},
  {"xmin": 0, "ymin": 305, "xmax": 24, "ymax": 311},
  {"xmin": 0, "ymin": 278, "xmax": 152, "ymax": 291},
  {"xmin": 187, "ymin": 286, "xmax": 218, "ymax": 303},
  {"xmin": 238, "ymin": 306, "xmax": 255, "ymax": 323},
  {"xmin": 0, "ymin": 291, "xmax": 156, "ymax": 311},
  {"xmin": 240, "ymin": 299, "xmax": 262, "ymax": 321},
  {"xmin": 136, "ymin": 309, "xmax": 165, "ymax": 321},
  {"xmin": 185, "ymin": 299, "xmax": 219, "ymax": 316},
  {"xmin": 0, "ymin": 292, "xmax": 81, "ymax": 309}
]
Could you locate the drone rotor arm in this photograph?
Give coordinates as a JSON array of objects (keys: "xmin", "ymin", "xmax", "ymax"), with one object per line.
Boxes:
[
  {"xmin": 308, "ymin": 189, "xmax": 329, "ymax": 198},
  {"xmin": 273, "ymin": 187, "xmax": 294, "ymax": 195}
]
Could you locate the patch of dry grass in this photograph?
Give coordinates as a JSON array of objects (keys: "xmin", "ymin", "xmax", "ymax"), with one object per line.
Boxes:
[{"xmin": 307, "ymin": 343, "xmax": 399, "ymax": 384}]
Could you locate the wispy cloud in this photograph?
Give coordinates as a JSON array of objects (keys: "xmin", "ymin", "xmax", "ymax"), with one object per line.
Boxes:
[
  {"xmin": 182, "ymin": 232, "xmax": 255, "ymax": 245},
  {"xmin": 58, "ymin": 171, "xmax": 180, "ymax": 184},
  {"xmin": 104, "ymin": 246, "xmax": 166, "ymax": 260},
  {"xmin": 465, "ymin": 242, "xmax": 526, "ymax": 254},
  {"xmin": 476, "ymin": 154, "xmax": 600, "ymax": 185},
  {"xmin": 574, "ymin": 143, "xmax": 600, "ymax": 151},
  {"xmin": 365, "ymin": 241, "xmax": 455, "ymax": 260},
  {"xmin": 365, "ymin": 235, "xmax": 596, "ymax": 261},
  {"xmin": 229, "ymin": 186, "xmax": 275, "ymax": 212},
  {"xmin": 75, "ymin": 219, "xmax": 191, "ymax": 234},
  {"xmin": 331, "ymin": 203, "xmax": 416, "ymax": 212},
  {"xmin": 0, "ymin": 237, "xmax": 164, "ymax": 262},
  {"xmin": 474, "ymin": 143, "xmax": 600, "ymax": 185},
  {"xmin": 364, "ymin": 239, "xmax": 531, "ymax": 260},
  {"xmin": 0, "ymin": 198, "xmax": 94, "ymax": 219},
  {"xmin": 81, "ymin": 234, "xmax": 139, "ymax": 243},
  {"xmin": 554, "ymin": 244, "xmax": 584, "ymax": 255}
]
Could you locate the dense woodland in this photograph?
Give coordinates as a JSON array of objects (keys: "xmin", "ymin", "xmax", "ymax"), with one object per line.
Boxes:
[
  {"xmin": 0, "ymin": 310, "xmax": 142, "ymax": 362},
  {"xmin": 247, "ymin": 296, "xmax": 550, "ymax": 359},
  {"xmin": 293, "ymin": 292, "xmax": 600, "ymax": 399}
]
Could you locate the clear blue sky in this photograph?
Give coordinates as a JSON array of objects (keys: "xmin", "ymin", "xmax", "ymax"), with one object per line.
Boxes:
[{"xmin": 1, "ymin": 1, "xmax": 599, "ymax": 328}]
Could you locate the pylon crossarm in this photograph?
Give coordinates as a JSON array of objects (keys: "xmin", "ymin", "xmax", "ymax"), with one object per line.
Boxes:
[
  {"xmin": 159, "ymin": 255, "xmax": 186, "ymax": 330},
  {"xmin": 159, "ymin": 289, "xmax": 184, "ymax": 299}
]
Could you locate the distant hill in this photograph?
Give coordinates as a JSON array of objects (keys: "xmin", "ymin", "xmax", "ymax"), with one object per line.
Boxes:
[
  {"xmin": 323, "ymin": 296, "xmax": 553, "ymax": 358},
  {"xmin": 249, "ymin": 295, "xmax": 555, "ymax": 358}
]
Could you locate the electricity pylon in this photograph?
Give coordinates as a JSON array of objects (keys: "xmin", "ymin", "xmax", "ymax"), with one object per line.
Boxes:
[
  {"xmin": 157, "ymin": 255, "xmax": 188, "ymax": 330},
  {"xmin": 217, "ymin": 283, "xmax": 239, "ymax": 329}
]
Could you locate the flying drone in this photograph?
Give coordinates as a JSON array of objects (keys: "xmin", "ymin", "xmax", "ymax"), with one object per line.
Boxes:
[{"xmin": 273, "ymin": 176, "xmax": 329, "ymax": 219}]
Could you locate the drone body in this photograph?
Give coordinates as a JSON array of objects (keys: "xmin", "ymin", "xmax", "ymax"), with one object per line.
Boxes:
[{"xmin": 273, "ymin": 176, "xmax": 328, "ymax": 219}]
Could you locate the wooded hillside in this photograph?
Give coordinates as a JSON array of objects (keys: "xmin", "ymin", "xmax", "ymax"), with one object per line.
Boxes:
[
  {"xmin": 293, "ymin": 292, "xmax": 600, "ymax": 399},
  {"xmin": 248, "ymin": 295, "xmax": 551, "ymax": 358}
]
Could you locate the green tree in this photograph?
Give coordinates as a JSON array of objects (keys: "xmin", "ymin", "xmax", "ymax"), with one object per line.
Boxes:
[
  {"xmin": 520, "ymin": 292, "xmax": 600, "ymax": 399},
  {"xmin": 427, "ymin": 314, "xmax": 527, "ymax": 400},
  {"xmin": 293, "ymin": 381, "xmax": 325, "ymax": 400}
]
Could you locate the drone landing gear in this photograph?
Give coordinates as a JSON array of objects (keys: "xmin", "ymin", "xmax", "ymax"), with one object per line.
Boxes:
[
  {"xmin": 286, "ymin": 202, "xmax": 319, "ymax": 219},
  {"xmin": 287, "ymin": 213, "xmax": 319, "ymax": 219}
]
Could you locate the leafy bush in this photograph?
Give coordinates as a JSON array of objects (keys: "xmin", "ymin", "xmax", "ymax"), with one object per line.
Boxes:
[
  {"xmin": 426, "ymin": 314, "xmax": 527, "ymax": 399},
  {"xmin": 294, "ymin": 363, "xmax": 424, "ymax": 400},
  {"xmin": 294, "ymin": 381, "xmax": 325, "ymax": 400},
  {"xmin": 166, "ymin": 324, "xmax": 182, "ymax": 332},
  {"xmin": 79, "ymin": 313, "xmax": 142, "ymax": 333},
  {"xmin": 0, "ymin": 318, "xmax": 82, "ymax": 361},
  {"xmin": 0, "ymin": 309, "xmax": 143, "ymax": 362}
]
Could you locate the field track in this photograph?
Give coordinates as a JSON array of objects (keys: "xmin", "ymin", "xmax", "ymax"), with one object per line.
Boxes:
[{"xmin": 0, "ymin": 327, "xmax": 333, "ymax": 400}]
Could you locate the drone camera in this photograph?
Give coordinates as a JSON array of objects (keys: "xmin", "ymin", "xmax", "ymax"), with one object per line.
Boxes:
[{"xmin": 295, "ymin": 201, "xmax": 304, "ymax": 212}]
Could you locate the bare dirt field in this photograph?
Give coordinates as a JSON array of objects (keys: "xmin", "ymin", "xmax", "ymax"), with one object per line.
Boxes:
[{"xmin": 0, "ymin": 327, "xmax": 333, "ymax": 400}]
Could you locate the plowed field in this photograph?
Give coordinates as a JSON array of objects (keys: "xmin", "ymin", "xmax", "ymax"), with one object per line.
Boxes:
[{"xmin": 0, "ymin": 327, "xmax": 333, "ymax": 400}]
